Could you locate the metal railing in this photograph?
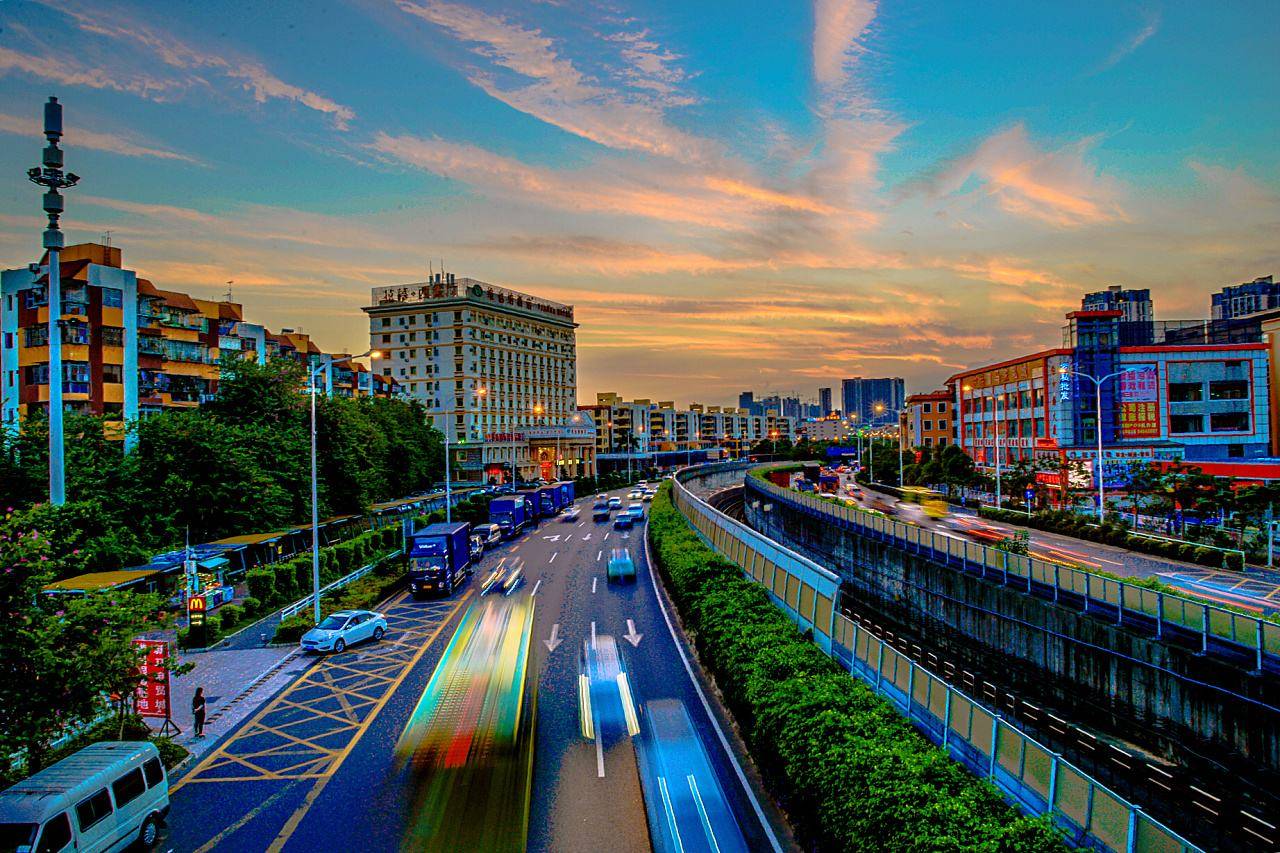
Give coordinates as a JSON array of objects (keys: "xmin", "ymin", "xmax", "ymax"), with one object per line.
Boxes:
[
  {"xmin": 752, "ymin": 476, "xmax": 1280, "ymax": 674},
  {"xmin": 278, "ymin": 548, "xmax": 403, "ymax": 621},
  {"xmin": 672, "ymin": 464, "xmax": 1201, "ymax": 853}
]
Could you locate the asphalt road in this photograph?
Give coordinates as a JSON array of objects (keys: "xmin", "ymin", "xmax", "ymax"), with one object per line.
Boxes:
[{"xmin": 160, "ymin": 484, "xmax": 783, "ymax": 852}]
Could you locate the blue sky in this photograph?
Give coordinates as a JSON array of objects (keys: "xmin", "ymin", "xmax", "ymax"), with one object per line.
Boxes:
[{"xmin": 0, "ymin": 0, "xmax": 1276, "ymax": 404}]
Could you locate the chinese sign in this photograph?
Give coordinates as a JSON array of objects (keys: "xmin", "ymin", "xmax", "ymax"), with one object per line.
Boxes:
[
  {"xmin": 134, "ymin": 639, "xmax": 171, "ymax": 719},
  {"xmin": 1118, "ymin": 365, "xmax": 1160, "ymax": 438}
]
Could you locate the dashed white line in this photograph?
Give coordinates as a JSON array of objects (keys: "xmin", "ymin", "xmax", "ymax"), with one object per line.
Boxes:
[
  {"xmin": 590, "ymin": 620, "xmax": 597, "ymax": 650},
  {"xmin": 597, "ymin": 550, "xmax": 603, "ymax": 562},
  {"xmin": 592, "ymin": 576, "xmax": 598, "ymax": 594},
  {"xmin": 531, "ymin": 578, "xmax": 543, "ymax": 597},
  {"xmin": 604, "ymin": 532, "xmax": 611, "ymax": 542},
  {"xmin": 549, "ymin": 551, "xmax": 558, "ymax": 564}
]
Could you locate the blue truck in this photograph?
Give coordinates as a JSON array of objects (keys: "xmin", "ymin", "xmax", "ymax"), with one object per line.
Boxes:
[
  {"xmin": 408, "ymin": 522, "xmax": 472, "ymax": 598},
  {"xmin": 555, "ymin": 481, "xmax": 575, "ymax": 510},
  {"xmin": 535, "ymin": 485, "xmax": 560, "ymax": 518},
  {"xmin": 489, "ymin": 495, "xmax": 531, "ymax": 539}
]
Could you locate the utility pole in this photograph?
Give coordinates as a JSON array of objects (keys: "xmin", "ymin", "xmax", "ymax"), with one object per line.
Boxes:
[{"xmin": 28, "ymin": 97, "xmax": 80, "ymax": 506}]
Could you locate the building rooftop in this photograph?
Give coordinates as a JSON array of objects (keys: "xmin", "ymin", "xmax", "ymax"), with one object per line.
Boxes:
[{"xmin": 368, "ymin": 275, "xmax": 574, "ymax": 323}]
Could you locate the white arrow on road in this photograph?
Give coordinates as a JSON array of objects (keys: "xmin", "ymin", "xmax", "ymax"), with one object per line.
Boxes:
[
  {"xmin": 623, "ymin": 619, "xmax": 643, "ymax": 647},
  {"xmin": 580, "ymin": 532, "xmax": 592, "ymax": 541},
  {"xmin": 542, "ymin": 534, "xmax": 561, "ymax": 542},
  {"xmin": 544, "ymin": 623, "xmax": 563, "ymax": 653}
]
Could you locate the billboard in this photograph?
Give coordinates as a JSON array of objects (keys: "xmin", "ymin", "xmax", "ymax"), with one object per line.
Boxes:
[
  {"xmin": 134, "ymin": 639, "xmax": 171, "ymax": 719},
  {"xmin": 1117, "ymin": 365, "xmax": 1160, "ymax": 439}
]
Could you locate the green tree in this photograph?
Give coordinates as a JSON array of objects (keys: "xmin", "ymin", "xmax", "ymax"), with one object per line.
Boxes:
[{"xmin": 0, "ymin": 510, "xmax": 161, "ymax": 773}]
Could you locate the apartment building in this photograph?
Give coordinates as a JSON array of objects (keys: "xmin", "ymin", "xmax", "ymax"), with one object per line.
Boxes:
[
  {"xmin": 364, "ymin": 274, "xmax": 593, "ymax": 483},
  {"xmin": 903, "ymin": 391, "xmax": 953, "ymax": 448}
]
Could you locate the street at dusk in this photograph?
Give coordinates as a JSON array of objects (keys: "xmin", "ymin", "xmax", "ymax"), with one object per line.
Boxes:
[{"xmin": 0, "ymin": 2, "xmax": 1277, "ymax": 852}]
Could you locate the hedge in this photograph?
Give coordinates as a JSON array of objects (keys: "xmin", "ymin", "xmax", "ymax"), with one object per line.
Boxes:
[
  {"xmin": 272, "ymin": 555, "xmax": 406, "ymax": 643},
  {"xmin": 647, "ymin": 485, "xmax": 1067, "ymax": 852}
]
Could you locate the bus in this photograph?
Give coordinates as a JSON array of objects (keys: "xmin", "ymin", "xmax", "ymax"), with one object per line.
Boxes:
[{"xmin": 899, "ymin": 486, "xmax": 948, "ymax": 520}]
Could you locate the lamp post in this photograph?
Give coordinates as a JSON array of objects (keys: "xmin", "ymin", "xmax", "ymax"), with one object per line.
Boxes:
[
  {"xmin": 1058, "ymin": 366, "xmax": 1138, "ymax": 523},
  {"xmin": 769, "ymin": 429, "xmax": 778, "ymax": 458},
  {"xmin": 476, "ymin": 385, "xmax": 489, "ymax": 486},
  {"xmin": 872, "ymin": 403, "xmax": 886, "ymax": 483},
  {"xmin": 898, "ymin": 423, "xmax": 905, "ymax": 488},
  {"xmin": 309, "ymin": 349, "xmax": 378, "ymax": 624}
]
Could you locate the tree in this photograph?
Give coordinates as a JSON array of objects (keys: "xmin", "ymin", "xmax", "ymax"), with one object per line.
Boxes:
[{"xmin": 0, "ymin": 510, "xmax": 160, "ymax": 773}]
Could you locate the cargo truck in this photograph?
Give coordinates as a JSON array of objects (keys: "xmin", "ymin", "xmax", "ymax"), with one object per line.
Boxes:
[
  {"xmin": 489, "ymin": 496, "xmax": 530, "ymax": 538},
  {"xmin": 408, "ymin": 522, "xmax": 472, "ymax": 598},
  {"xmin": 535, "ymin": 485, "xmax": 560, "ymax": 518},
  {"xmin": 555, "ymin": 481, "xmax": 575, "ymax": 510}
]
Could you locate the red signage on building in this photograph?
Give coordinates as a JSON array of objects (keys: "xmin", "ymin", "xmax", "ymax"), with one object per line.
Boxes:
[
  {"xmin": 134, "ymin": 639, "xmax": 171, "ymax": 719},
  {"xmin": 1118, "ymin": 366, "xmax": 1160, "ymax": 438}
]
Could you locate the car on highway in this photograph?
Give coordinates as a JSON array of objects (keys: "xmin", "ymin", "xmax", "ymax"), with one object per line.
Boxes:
[
  {"xmin": 469, "ymin": 534, "xmax": 485, "ymax": 561},
  {"xmin": 613, "ymin": 513, "xmax": 634, "ymax": 530},
  {"xmin": 627, "ymin": 502, "xmax": 645, "ymax": 519},
  {"xmin": 607, "ymin": 496, "xmax": 623, "ymax": 509},
  {"xmin": 473, "ymin": 522, "xmax": 502, "ymax": 546},
  {"xmin": 561, "ymin": 506, "xmax": 581, "ymax": 522},
  {"xmin": 592, "ymin": 503, "xmax": 611, "ymax": 522},
  {"xmin": 641, "ymin": 491, "xmax": 654, "ymax": 503},
  {"xmin": 300, "ymin": 609, "xmax": 387, "ymax": 653},
  {"xmin": 628, "ymin": 490, "xmax": 643, "ymax": 500},
  {"xmin": 607, "ymin": 548, "xmax": 635, "ymax": 582}
]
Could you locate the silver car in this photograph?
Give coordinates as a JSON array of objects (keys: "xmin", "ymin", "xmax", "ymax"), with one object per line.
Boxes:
[{"xmin": 300, "ymin": 609, "xmax": 387, "ymax": 654}]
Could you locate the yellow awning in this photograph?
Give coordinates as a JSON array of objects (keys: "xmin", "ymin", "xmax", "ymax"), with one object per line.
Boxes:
[{"xmin": 43, "ymin": 569, "xmax": 161, "ymax": 592}]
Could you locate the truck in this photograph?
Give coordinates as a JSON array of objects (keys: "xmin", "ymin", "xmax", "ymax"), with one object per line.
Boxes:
[
  {"xmin": 408, "ymin": 522, "xmax": 472, "ymax": 598},
  {"xmin": 489, "ymin": 496, "xmax": 530, "ymax": 538},
  {"xmin": 535, "ymin": 485, "xmax": 560, "ymax": 518},
  {"xmin": 555, "ymin": 481, "xmax": 575, "ymax": 510}
]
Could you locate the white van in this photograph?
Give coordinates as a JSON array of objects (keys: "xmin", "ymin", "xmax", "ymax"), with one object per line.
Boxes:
[{"xmin": 0, "ymin": 741, "xmax": 169, "ymax": 852}]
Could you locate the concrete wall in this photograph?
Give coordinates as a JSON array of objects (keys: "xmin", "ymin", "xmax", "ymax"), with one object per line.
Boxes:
[{"xmin": 744, "ymin": 477, "xmax": 1280, "ymax": 776}]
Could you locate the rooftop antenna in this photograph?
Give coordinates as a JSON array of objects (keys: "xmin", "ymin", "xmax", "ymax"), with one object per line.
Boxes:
[
  {"xmin": 102, "ymin": 229, "xmax": 112, "ymax": 248},
  {"xmin": 28, "ymin": 96, "xmax": 81, "ymax": 507},
  {"xmin": 225, "ymin": 280, "xmax": 234, "ymax": 302}
]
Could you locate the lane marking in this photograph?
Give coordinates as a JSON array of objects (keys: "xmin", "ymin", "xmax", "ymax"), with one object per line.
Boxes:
[
  {"xmin": 261, "ymin": 591, "xmax": 472, "ymax": 853},
  {"xmin": 597, "ymin": 550, "xmax": 603, "ymax": 562},
  {"xmin": 658, "ymin": 776, "xmax": 684, "ymax": 852},
  {"xmin": 644, "ymin": 522, "xmax": 783, "ymax": 852},
  {"xmin": 549, "ymin": 551, "xmax": 558, "ymax": 564},
  {"xmin": 531, "ymin": 578, "xmax": 543, "ymax": 597},
  {"xmin": 596, "ymin": 721, "xmax": 606, "ymax": 778},
  {"xmin": 604, "ymin": 532, "xmax": 611, "ymax": 541},
  {"xmin": 591, "ymin": 620, "xmax": 597, "ymax": 650},
  {"xmin": 592, "ymin": 576, "xmax": 598, "ymax": 594},
  {"xmin": 688, "ymin": 774, "xmax": 722, "ymax": 853}
]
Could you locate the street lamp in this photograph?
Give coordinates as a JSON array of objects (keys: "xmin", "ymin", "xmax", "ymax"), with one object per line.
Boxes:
[
  {"xmin": 1058, "ymin": 365, "xmax": 1139, "ymax": 522},
  {"xmin": 769, "ymin": 429, "xmax": 779, "ymax": 458},
  {"xmin": 309, "ymin": 349, "xmax": 379, "ymax": 625}
]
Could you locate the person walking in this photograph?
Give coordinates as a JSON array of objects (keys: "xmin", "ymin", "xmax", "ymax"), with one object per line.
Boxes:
[{"xmin": 192, "ymin": 687, "xmax": 206, "ymax": 738}]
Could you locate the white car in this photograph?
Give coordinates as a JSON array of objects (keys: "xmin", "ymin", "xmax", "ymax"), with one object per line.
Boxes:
[
  {"xmin": 561, "ymin": 506, "xmax": 581, "ymax": 522},
  {"xmin": 608, "ymin": 496, "xmax": 623, "ymax": 509},
  {"xmin": 300, "ymin": 609, "xmax": 387, "ymax": 653}
]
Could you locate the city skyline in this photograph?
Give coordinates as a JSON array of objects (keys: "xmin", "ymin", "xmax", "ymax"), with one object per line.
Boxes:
[{"xmin": 0, "ymin": 0, "xmax": 1276, "ymax": 403}]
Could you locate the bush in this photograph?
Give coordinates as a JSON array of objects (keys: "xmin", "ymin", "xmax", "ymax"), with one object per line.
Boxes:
[
  {"xmin": 219, "ymin": 603, "xmax": 243, "ymax": 630},
  {"xmin": 274, "ymin": 614, "xmax": 312, "ymax": 644},
  {"xmin": 246, "ymin": 569, "xmax": 276, "ymax": 607},
  {"xmin": 241, "ymin": 596, "xmax": 262, "ymax": 617},
  {"xmin": 647, "ymin": 486, "xmax": 1066, "ymax": 851},
  {"xmin": 1193, "ymin": 546, "xmax": 1216, "ymax": 566},
  {"xmin": 1224, "ymin": 551, "xmax": 1245, "ymax": 571},
  {"xmin": 1178, "ymin": 543, "xmax": 1198, "ymax": 562}
]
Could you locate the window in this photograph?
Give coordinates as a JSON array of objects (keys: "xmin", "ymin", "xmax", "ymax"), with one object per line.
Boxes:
[
  {"xmin": 937, "ymin": 402, "xmax": 947, "ymax": 413},
  {"xmin": 102, "ymin": 363, "xmax": 124, "ymax": 383},
  {"xmin": 36, "ymin": 813, "xmax": 72, "ymax": 853},
  {"xmin": 24, "ymin": 326, "xmax": 48, "ymax": 347},
  {"xmin": 102, "ymin": 288, "xmax": 123, "ymax": 308},
  {"xmin": 75, "ymin": 788, "xmax": 113, "ymax": 832},
  {"xmin": 143, "ymin": 757, "xmax": 164, "ymax": 787},
  {"xmin": 1169, "ymin": 382, "xmax": 1202, "ymax": 403},
  {"xmin": 381, "ymin": 334, "xmax": 390, "ymax": 344},
  {"xmin": 1209, "ymin": 380, "xmax": 1248, "ymax": 400},
  {"xmin": 112, "ymin": 768, "xmax": 146, "ymax": 807},
  {"xmin": 1170, "ymin": 414, "xmax": 1203, "ymax": 434},
  {"xmin": 1210, "ymin": 412, "xmax": 1249, "ymax": 432},
  {"xmin": 100, "ymin": 326, "xmax": 125, "ymax": 347},
  {"xmin": 922, "ymin": 420, "xmax": 933, "ymax": 430},
  {"xmin": 937, "ymin": 419, "xmax": 948, "ymax": 431},
  {"xmin": 922, "ymin": 403, "xmax": 932, "ymax": 413},
  {"xmin": 381, "ymin": 318, "xmax": 390, "ymax": 328}
]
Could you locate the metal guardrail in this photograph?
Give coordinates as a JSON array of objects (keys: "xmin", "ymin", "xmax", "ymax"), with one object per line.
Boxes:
[
  {"xmin": 754, "ymin": 476, "xmax": 1280, "ymax": 674},
  {"xmin": 672, "ymin": 464, "xmax": 1201, "ymax": 853},
  {"xmin": 278, "ymin": 548, "xmax": 403, "ymax": 621}
]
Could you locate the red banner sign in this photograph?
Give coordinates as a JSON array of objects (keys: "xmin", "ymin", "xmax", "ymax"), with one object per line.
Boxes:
[{"xmin": 134, "ymin": 639, "xmax": 171, "ymax": 719}]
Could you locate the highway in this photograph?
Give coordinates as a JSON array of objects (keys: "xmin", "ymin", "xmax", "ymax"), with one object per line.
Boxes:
[{"xmin": 161, "ymin": 484, "xmax": 785, "ymax": 852}]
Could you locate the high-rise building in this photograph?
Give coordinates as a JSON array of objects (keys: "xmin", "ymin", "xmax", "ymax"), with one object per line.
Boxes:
[
  {"xmin": 1081, "ymin": 286, "xmax": 1153, "ymax": 323},
  {"xmin": 364, "ymin": 274, "xmax": 594, "ymax": 483},
  {"xmin": 781, "ymin": 395, "xmax": 801, "ymax": 420},
  {"xmin": 1211, "ymin": 275, "xmax": 1280, "ymax": 320},
  {"xmin": 841, "ymin": 377, "xmax": 904, "ymax": 425},
  {"xmin": 818, "ymin": 386, "xmax": 832, "ymax": 417}
]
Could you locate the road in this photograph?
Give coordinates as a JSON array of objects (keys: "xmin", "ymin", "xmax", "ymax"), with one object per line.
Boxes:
[
  {"xmin": 843, "ymin": 476, "xmax": 1280, "ymax": 615},
  {"xmin": 161, "ymin": 484, "xmax": 784, "ymax": 852}
]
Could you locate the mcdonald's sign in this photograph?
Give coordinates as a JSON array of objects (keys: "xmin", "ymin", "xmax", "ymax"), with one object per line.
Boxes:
[{"xmin": 188, "ymin": 594, "xmax": 207, "ymax": 628}]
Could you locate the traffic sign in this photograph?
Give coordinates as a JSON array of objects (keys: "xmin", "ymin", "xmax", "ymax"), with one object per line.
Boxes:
[
  {"xmin": 187, "ymin": 594, "xmax": 207, "ymax": 628},
  {"xmin": 134, "ymin": 639, "xmax": 171, "ymax": 719}
]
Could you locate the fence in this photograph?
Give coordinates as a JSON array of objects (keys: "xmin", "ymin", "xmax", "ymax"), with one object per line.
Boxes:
[
  {"xmin": 278, "ymin": 549, "xmax": 403, "ymax": 621},
  {"xmin": 752, "ymin": 475, "xmax": 1279, "ymax": 674},
  {"xmin": 672, "ymin": 465, "xmax": 1201, "ymax": 853}
]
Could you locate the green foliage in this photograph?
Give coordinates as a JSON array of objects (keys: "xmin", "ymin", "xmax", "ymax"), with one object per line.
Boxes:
[
  {"xmin": 272, "ymin": 554, "xmax": 406, "ymax": 643},
  {"xmin": 646, "ymin": 487, "xmax": 1066, "ymax": 851},
  {"xmin": 0, "ymin": 713, "xmax": 188, "ymax": 790},
  {"xmin": 0, "ymin": 511, "xmax": 166, "ymax": 774},
  {"xmin": 0, "ymin": 359, "xmax": 444, "ymax": 578}
]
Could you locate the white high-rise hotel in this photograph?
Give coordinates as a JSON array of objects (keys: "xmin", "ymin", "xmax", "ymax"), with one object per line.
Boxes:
[{"xmin": 363, "ymin": 274, "xmax": 595, "ymax": 483}]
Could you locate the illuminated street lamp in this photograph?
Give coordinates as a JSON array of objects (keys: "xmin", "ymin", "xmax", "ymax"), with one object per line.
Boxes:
[{"xmin": 309, "ymin": 350, "xmax": 379, "ymax": 624}]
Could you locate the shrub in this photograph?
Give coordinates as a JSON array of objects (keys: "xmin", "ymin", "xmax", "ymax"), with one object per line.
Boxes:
[
  {"xmin": 246, "ymin": 569, "xmax": 276, "ymax": 606},
  {"xmin": 241, "ymin": 596, "xmax": 262, "ymax": 617},
  {"xmin": 219, "ymin": 603, "xmax": 243, "ymax": 630},
  {"xmin": 1223, "ymin": 551, "xmax": 1244, "ymax": 571},
  {"xmin": 274, "ymin": 614, "xmax": 312, "ymax": 644},
  {"xmin": 647, "ymin": 486, "xmax": 1066, "ymax": 852},
  {"xmin": 1193, "ymin": 546, "xmax": 1216, "ymax": 566},
  {"xmin": 1178, "ymin": 543, "xmax": 1198, "ymax": 562}
]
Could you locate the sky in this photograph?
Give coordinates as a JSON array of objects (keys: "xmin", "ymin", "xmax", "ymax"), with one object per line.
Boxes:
[{"xmin": 0, "ymin": 0, "xmax": 1276, "ymax": 407}]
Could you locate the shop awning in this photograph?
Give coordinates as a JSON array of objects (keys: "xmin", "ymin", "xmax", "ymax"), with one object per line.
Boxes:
[
  {"xmin": 197, "ymin": 556, "xmax": 231, "ymax": 571},
  {"xmin": 43, "ymin": 569, "xmax": 162, "ymax": 593}
]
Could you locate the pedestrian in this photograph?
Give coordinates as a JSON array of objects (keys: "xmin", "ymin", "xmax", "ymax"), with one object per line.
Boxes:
[{"xmin": 192, "ymin": 687, "xmax": 206, "ymax": 738}]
